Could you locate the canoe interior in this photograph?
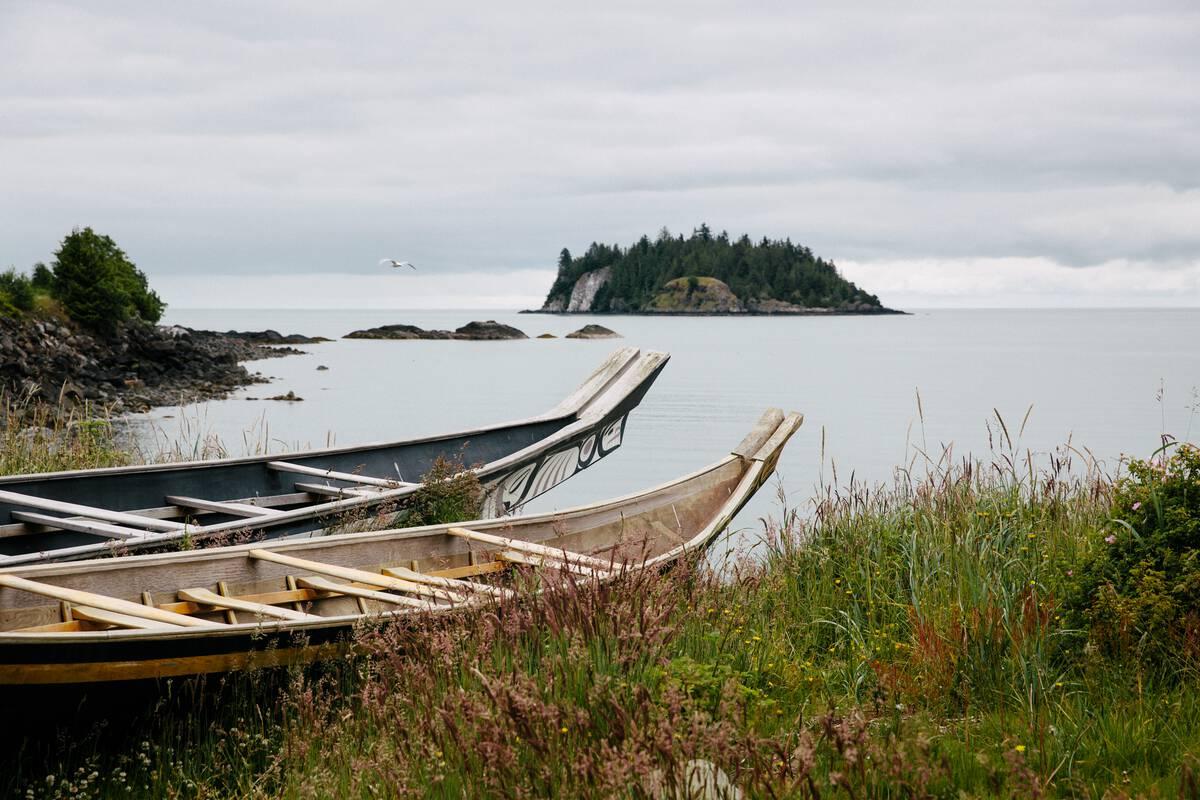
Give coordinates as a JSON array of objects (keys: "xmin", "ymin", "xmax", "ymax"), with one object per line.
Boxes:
[
  {"xmin": 0, "ymin": 347, "xmax": 669, "ymax": 562},
  {"xmin": 0, "ymin": 418, "xmax": 563, "ymax": 555},
  {"xmin": 0, "ymin": 456, "xmax": 748, "ymax": 633}
]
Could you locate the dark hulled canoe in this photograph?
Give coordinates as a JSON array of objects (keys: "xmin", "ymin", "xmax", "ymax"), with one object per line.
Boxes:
[
  {"xmin": 0, "ymin": 348, "xmax": 668, "ymax": 566},
  {"xmin": 0, "ymin": 409, "xmax": 801, "ymax": 685}
]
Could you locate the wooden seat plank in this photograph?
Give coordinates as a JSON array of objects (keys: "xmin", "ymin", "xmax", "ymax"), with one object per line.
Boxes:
[
  {"xmin": 165, "ymin": 495, "xmax": 284, "ymax": 518},
  {"xmin": 380, "ymin": 566, "xmax": 515, "ymax": 600},
  {"xmin": 496, "ymin": 549, "xmax": 610, "ymax": 579},
  {"xmin": 11, "ymin": 511, "xmax": 144, "ymax": 541},
  {"xmin": 176, "ymin": 587, "xmax": 321, "ymax": 621},
  {"xmin": 248, "ymin": 549, "xmax": 458, "ymax": 602},
  {"xmin": 267, "ymin": 461, "xmax": 417, "ymax": 489},
  {"xmin": 0, "ymin": 490, "xmax": 186, "ymax": 532},
  {"xmin": 292, "ymin": 482, "xmax": 379, "ymax": 499},
  {"xmin": 446, "ymin": 527, "xmax": 612, "ymax": 570},
  {"xmin": 71, "ymin": 606, "xmax": 181, "ymax": 630},
  {"xmin": 295, "ymin": 576, "xmax": 437, "ymax": 610},
  {"xmin": 426, "ymin": 561, "xmax": 509, "ymax": 580},
  {"xmin": 0, "ymin": 574, "xmax": 216, "ymax": 628}
]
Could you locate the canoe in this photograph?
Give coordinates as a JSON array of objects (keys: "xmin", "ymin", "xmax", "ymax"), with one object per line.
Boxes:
[
  {"xmin": 0, "ymin": 347, "xmax": 668, "ymax": 566},
  {"xmin": 0, "ymin": 409, "xmax": 801, "ymax": 685}
]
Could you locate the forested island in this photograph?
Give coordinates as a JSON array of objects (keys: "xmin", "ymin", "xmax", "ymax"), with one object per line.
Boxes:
[{"xmin": 535, "ymin": 224, "xmax": 900, "ymax": 315}]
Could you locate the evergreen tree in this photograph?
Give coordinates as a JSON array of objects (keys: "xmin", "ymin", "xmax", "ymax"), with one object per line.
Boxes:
[{"xmin": 51, "ymin": 228, "xmax": 165, "ymax": 334}]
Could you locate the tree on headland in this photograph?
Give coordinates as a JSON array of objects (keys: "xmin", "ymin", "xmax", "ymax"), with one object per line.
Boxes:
[{"xmin": 50, "ymin": 228, "xmax": 164, "ymax": 334}]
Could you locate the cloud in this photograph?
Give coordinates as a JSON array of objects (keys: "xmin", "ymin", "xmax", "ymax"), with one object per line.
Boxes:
[
  {"xmin": 839, "ymin": 257, "xmax": 1200, "ymax": 308},
  {"xmin": 1, "ymin": 1, "xmax": 1197, "ymax": 307}
]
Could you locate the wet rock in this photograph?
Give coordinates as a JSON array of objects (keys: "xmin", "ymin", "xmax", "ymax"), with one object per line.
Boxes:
[
  {"xmin": 536, "ymin": 333, "xmax": 557, "ymax": 339},
  {"xmin": 224, "ymin": 329, "xmax": 331, "ymax": 345},
  {"xmin": 265, "ymin": 390, "xmax": 303, "ymax": 401},
  {"xmin": 565, "ymin": 324, "xmax": 621, "ymax": 339},
  {"xmin": 345, "ymin": 320, "xmax": 528, "ymax": 341}
]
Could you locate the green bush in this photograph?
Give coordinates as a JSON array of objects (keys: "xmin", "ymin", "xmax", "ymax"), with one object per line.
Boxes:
[
  {"xmin": 1067, "ymin": 443, "xmax": 1200, "ymax": 672},
  {"xmin": 50, "ymin": 227, "xmax": 165, "ymax": 334},
  {"xmin": 0, "ymin": 268, "xmax": 35, "ymax": 317}
]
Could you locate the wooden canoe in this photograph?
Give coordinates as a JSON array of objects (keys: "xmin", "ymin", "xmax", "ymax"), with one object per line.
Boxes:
[
  {"xmin": 0, "ymin": 409, "xmax": 801, "ymax": 685},
  {"xmin": 0, "ymin": 347, "xmax": 668, "ymax": 566}
]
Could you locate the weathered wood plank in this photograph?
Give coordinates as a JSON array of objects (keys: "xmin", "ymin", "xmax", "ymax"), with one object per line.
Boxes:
[
  {"xmin": 496, "ymin": 550, "xmax": 610, "ymax": 579},
  {"xmin": 0, "ymin": 490, "xmax": 186, "ymax": 532},
  {"xmin": 11, "ymin": 512, "xmax": 143, "ymax": 541},
  {"xmin": 447, "ymin": 527, "xmax": 612, "ymax": 569},
  {"xmin": 71, "ymin": 606, "xmax": 180, "ymax": 630},
  {"xmin": 379, "ymin": 566, "xmax": 514, "ymax": 601},
  {"xmin": 295, "ymin": 576, "xmax": 437, "ymax": 610},
  {"xmin": 0, "ymin": 574, "xmax": 216, "ymax": 628},
  {"xmin": 267, "ymin": 462, "xmax": 416, "ymax": 489},
  {"xmin": 165, "ymin": 496, "xmax": 284, "ymax": 518},
  {"xmin": 425, "ymin": 561, "xmax": 509, "ymax": 580},
  {"xmin": 248, "ymin": 550, "xmax": 458, "ymax": 602},
  {"xmin": 177, "ymin": 587, "xmax": 320, "ymax": 621}
]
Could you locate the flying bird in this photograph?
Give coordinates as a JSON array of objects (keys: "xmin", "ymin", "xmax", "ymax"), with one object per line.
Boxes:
[{"xmin": 379, "ymin": 258, "xmax": 417, "ymax": 270}]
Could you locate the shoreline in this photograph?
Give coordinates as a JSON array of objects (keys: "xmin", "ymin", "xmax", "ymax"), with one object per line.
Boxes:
[{"xmin": 519, "ymin": 306, "xmax": 909, "ymax": 317}]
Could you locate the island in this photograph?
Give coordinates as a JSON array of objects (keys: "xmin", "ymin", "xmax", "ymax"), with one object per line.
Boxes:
[{"xmin": 531, "ymin": 224, "xmax": 901, "ymax": 315}]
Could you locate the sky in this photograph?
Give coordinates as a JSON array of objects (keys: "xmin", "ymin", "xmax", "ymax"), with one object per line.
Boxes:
[{"xmin": 1, "ymin": 1, "xmax": 1198, "ymax": 309}]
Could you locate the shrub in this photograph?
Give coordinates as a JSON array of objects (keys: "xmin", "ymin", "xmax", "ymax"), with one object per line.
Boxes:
[
  {"xmin": 402, "ymin": 455, "xmax": 484, "ymax": 527},
  {"xmin": 0, "ymin": 268, "xmax": 35, "ymax": 317},
  {"xmin": 1067, "ymin": 442, "xmax": 1200, "ymax": 672},
  {"xmin": 50, "ymin": 227, "xmax": 165, "ymax": 334}
]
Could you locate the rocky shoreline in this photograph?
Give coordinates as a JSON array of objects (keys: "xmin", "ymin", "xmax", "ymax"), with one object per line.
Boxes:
[{"xmin": 0, "ymin": 316, "xmax": 320, "ymax": 416}]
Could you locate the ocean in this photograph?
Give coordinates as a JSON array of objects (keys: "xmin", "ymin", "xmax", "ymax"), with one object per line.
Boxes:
[{"xmin": 139, "ymin": 308, "xmax": 1200, "ymax": 549}]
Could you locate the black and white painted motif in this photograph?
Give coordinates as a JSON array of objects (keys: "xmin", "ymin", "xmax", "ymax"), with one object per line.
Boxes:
[{"xmin": 488, "ymin": 413, "xmax": 628, "ymax": 514}]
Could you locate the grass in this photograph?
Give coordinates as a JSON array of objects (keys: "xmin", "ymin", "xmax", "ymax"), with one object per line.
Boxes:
[{"xmin": 2, "ymin": 403, "xmax": 1198, "ymax": 797}]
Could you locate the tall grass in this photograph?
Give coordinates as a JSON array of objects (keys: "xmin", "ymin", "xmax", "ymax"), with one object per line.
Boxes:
[
  {"xmin": 3, "ymin": 411, "xmax": 1199, "ymax": 797},
  {"xmin": 0, "ymin": 392, "xmax": 132, "ymax": 475}
]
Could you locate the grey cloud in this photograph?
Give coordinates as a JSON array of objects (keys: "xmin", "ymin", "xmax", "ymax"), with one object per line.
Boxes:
[{"xmin": 1, "ymin": 0, "xmax": 1198, "ymax": 290}]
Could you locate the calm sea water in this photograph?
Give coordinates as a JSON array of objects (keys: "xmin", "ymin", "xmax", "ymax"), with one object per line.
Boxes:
[{"xmin": 139, "ymin": 309, "xmax": 1200, "ymax": 545}]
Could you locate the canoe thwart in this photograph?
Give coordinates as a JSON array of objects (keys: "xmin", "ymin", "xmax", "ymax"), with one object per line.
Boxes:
[
  {"xmin": 0, "ymin": 574, "xmax": 215, "ymax": 628},
  {"xmin": 165, "ymin": 496, "xmax": 284, "ymax": 518},
  {"xmin": 248, "ymin": 549, "xmax": 458, "ymax": 602},
  {"xmin": 10, "ymin": 511, "xmax": 144, "ymax": 541},
  {"xmin": 446, "ymin": 527, "xmax": 613, "ymax": 570},
  {"xmin": 176, "ymin": 587, "xmax": 321, "ymax": 621},
  {"xmin": 0, "ymin": 489, "xmax": 186, "ymax": 532},
  {"xmin": 266, "ymin": 461, "xmax": 417, "ymax": 489},
  {"xmin": 294, "ymin": 576, "xmax": 438, "ymax": 610},
  {"xmin": 379, "ymin": 566, "xmax": 515, "ymax": 601}
]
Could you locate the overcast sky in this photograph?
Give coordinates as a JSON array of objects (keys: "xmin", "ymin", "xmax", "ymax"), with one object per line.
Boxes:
[{"xmin": 2, "ymin": 1, "xmax": 1197, "ymax": 308}]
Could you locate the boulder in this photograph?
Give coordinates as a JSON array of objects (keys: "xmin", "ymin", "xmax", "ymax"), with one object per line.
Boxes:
[
  {"xmin": 452, "ymin": 320, "xmax": 528, "ymax": 340},
  {"xmin": 565, "ymin": 324, "xmax": 621, "ymax": 339}
]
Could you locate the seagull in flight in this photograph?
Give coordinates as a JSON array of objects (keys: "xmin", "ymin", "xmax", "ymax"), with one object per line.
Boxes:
[{"xmin": 379, "ymin": 258, "xmax": 417, "ymax": 270}]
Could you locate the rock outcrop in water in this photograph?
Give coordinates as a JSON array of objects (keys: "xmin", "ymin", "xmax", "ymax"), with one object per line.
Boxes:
[
  {"xmin": 344, "ymin": 320, "xmax": 529, "ymax": 341},
  {"xmin": 565, "ymin": 324, "xmax": 622, "ymax": 339},
  {"xmin": 224, "ymin": 329, "xmax": 331, "ymax": 345}
]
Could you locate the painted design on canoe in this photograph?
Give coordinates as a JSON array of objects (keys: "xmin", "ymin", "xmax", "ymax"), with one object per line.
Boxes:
[
  {"xmin": 494, "ymin": 413, "xmax": 628, "ymax": 513},
  {"xmin": 0, "ymin": 410, "xmax": 804, "ymax": 686}
]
